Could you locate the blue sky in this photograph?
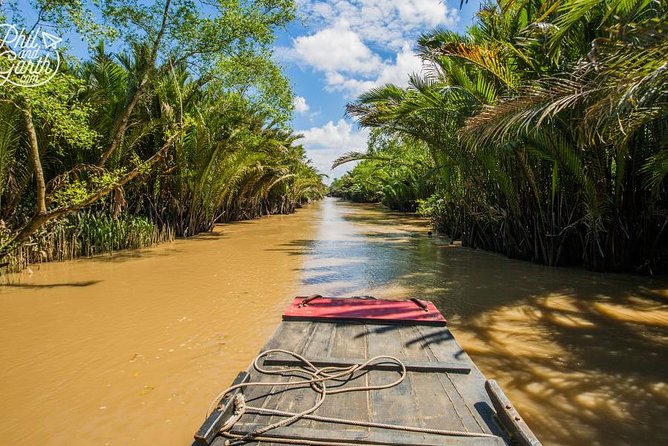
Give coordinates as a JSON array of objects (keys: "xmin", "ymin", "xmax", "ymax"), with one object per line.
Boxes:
[{"xmin": 278, "ymin": 0, "xmax": 482, "ymax": 181}]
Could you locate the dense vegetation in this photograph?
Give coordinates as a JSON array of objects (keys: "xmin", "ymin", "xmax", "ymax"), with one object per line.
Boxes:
[
  {"xmin": 336, "ymin": 0, "xmax": 668, "ymax": 273},
  {"xmin": 329, "ymin": 131, "xmax": 436, "ymax": 211},
  {"xmin": 0, "ymin": 0, "xmax": 325, "ymax": 270}
]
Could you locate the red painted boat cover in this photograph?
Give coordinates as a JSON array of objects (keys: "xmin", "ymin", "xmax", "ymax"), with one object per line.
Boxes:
[{"xmin": 283, "ymin": 296, "xmax": 447, "ymax": 326}]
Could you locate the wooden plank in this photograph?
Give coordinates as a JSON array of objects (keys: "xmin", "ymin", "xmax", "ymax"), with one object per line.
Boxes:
[
  {"xmin": 415, "ymin": 325, "xmax": 505, "ymax": 436},
  {"xmin": 308, "ymin": 322, "xmax": 369, "ymax": 431},
  {"xmin": 262, "ymin": 320, "xmax": 315, "ymax": 351},
  {"xmin": 328, "ymin": 322, "xmax": 367, "ymax": 360},
  {"xmin": 240, "ymin": 321, "xmax": 317, "ymax": 425},
  {"xmin": 303, "ymin": 318, "xmax": 337, "ymax": 357},
  {"xmin": 194, "ymin": 371, "xmax": 250, "ymax": 445},
  {"xmin": 409, "ymin": 325, "xmax": 460, "ymax": 360},
  {"xmin": 262, "ymin": 321, "xmax": 336, "ymax": 430},
  {"xmin": 228, "ymin": 423, "xmax": 507, "ymax": 446},
  {"xmin": 262, "ymin": 355, "xmax": 471, "ymax": 374},
  {"xmin": 395, "ymin": 325, "xmax": 471, "ymax": 433},
  {"xmin": 485, "ymin": 380, "xmax": 542, "ymax": 446},
  {"xmin": 365, "ymin": 324, "xmax": 421, "ymax": 428},
  {"xmin": 207, "ymin": 437, "xmax": 226, "ymax": 446}
]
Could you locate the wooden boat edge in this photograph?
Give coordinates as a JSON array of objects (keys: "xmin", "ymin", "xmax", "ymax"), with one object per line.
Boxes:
[{"xmin": 193, "ymin": 298, "xmax": 543, "ymax": 446}]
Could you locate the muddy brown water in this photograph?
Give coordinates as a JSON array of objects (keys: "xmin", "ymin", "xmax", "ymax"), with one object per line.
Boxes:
[{"xmin": 1, "ymin": 197, "xmax": 667, "ymax": 445}]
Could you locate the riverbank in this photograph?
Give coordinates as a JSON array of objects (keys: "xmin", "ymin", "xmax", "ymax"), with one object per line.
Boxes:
[
  {"xmin": 1, "ymin": 198, "xmax": 667, "ymax": 445},
  {"xmin": 1, "ymin": 202, "xmax": 319, "ymax": 273}
]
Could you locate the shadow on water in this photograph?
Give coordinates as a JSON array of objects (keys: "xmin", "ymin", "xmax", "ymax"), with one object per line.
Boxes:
[
  {"xmin": 61, "ymin": 246, "xmax": 184, "ymax": 264},
  {"xmin": 187, "ymin": 233, "xmax": 225, "ymax": 240},
  {"xmin": 0, "ymin": 280, "xmax": 102, "ymax": 289},
  {"xmin": 276, "ymin": 198, "xmax": 668, "ymax": 446}
]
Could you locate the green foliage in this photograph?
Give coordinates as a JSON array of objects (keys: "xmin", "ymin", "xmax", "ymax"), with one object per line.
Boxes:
[
  {"xmin": 0, "ymin": 0, "xmax": 324, "ymax": 267},
  {"xmin": 214, "ymin": 50, "xmax": 295, "ymax": 124},
  {"xmin": 50, "ymin": 180, "xmax": 89, "ymax": 207},
  {"xmin": 1, "ymin": 71, "xmax": 98, "ymax": 152},
  {"xmin": 330, "ymin": 132, "xmax": 435, "ymax": 211},
  {"xmin": 416, "ymin": 195, "xmax": 449, "ymax": 232},
  {"xmin": 4, "ymin": 0, "xmax": 115, "ymax": 41},
  {"xmin": 343, "ymin": 0, "xmax": 668, "ymax": 272},
  {"xmin": 0, "ymin": 210, "xmax": 173, "ymax": 271}
]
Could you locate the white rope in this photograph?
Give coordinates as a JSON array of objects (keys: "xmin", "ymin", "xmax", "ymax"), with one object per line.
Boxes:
[{"xmin": 206, "ymin": 348, "xmax": 497, "ymax": 445}]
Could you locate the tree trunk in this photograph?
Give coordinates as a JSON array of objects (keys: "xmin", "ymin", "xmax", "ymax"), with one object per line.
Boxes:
[{"xmin": 22, "ymin": 105, "xmax": 47, "ymax": 215}]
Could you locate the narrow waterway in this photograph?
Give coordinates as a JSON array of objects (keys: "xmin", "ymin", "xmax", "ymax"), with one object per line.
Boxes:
[{"xmin": 1, "ymin": 197, "xmax": 667, "ymax": 445}]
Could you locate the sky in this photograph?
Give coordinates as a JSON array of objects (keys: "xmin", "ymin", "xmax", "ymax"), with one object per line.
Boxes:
[{"xmin": 277, "ymin": 0, "xmax": 483, "ymax": 181}]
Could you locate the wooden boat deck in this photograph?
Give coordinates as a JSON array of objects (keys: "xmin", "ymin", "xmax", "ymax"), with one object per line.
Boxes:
[{"xmin": 195, "ymin": 316, "xmax": 541, "ymax": 446}]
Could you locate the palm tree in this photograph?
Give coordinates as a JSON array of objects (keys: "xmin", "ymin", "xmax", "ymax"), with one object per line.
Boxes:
[{"xmin": 341, "ymin": 0, "xmax": 668, "ymax": 271}]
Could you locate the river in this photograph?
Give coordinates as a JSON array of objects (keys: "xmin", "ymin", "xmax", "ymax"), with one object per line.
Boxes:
[{"xmin": 0, "ymin": 197, "xmax": 666, "ymax": 445}]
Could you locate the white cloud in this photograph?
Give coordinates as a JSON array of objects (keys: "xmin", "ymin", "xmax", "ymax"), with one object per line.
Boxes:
[
  {"xmin": 300, "ymin": 119, "xmax": 368, "ymax": 149},
  {"xmin": 374, "ymin": 43, "xmax": 424, "ymax": 86},
  {"xmin": 324, "ymin": 43, "xmax": 423, "ymax": 96},
  {"xmin": 293, "ymin": 96, "xmax": 310, "ymax": 114},
  {"xmin": 298, "ymin": 119, "xmax": 370, "ymax": 179},
  {"xmin": 292, "ymin": 22, "xmax": 381, "ymax": 74},
  {"xmin": 396, "ymin": 0, "xmax": 456, "ymax": 27},
  {"xmin": 297, "ymin": 0, "xmax": 458, "ymax": 50},
  {"xmin": 281, "ymin": 33, "xmax": 424, "ymax": 97}
]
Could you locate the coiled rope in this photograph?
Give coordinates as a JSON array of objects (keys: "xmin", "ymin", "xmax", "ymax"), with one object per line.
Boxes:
[{"xmin": 207, "ymin": 349, "xmax": 497, "ymax": 445}]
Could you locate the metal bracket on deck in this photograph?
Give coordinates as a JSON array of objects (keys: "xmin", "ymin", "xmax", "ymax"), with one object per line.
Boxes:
[
  {"xmin": 409, "ymin": 297, "xmax": 429, "ymax": 312},
  {"xmin": 298, "ymin": 294, "xmax": 323, "ymax": 307}
]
